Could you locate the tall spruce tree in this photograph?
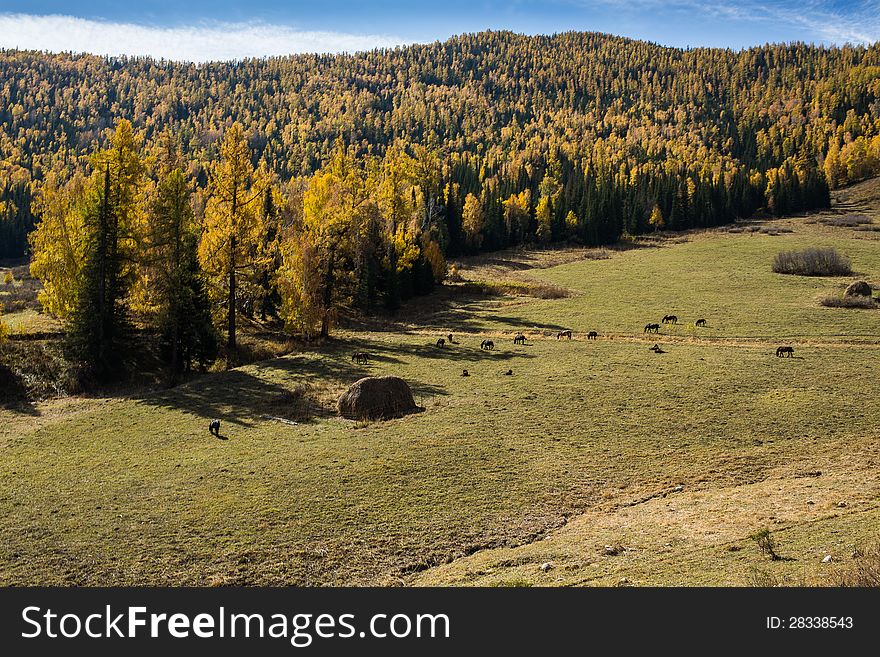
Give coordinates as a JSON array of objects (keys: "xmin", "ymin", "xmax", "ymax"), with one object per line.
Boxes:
[
  {"xmin": 66, "ymin": 121, "xmax": 144, "ymax": 381},
  {"xmin": 151, "ymin": 168, "xmax": 217, "ymax": 383}
]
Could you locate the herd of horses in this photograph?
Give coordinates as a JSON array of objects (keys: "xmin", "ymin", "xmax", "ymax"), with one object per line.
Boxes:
[
  {"xmin": 645, "ymin": 316, "xmax": 706, "ymax": 332},
  {"xmin": 349, "ymin": 315, "xmax": 797, "ymax": 366}
]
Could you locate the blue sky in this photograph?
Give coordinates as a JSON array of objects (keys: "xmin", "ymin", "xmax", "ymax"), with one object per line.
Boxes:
[{"xmin": 0, "ymin": 1, "xmax": 877, "ymax": 61}]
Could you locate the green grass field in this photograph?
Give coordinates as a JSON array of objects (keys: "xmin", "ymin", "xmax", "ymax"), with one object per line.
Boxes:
[{"xmin": 2, "ymin": 179, "xmax": 879, "ymax": 586}]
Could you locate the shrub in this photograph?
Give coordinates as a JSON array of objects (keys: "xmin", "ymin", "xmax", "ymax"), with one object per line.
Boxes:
[
  {"xmin": 819, "ymin": 293, "xmax": 876, "ymax": 309},
  {"xmin": 820, "ymin": 214, "xmax": 872, "ymax": 227},
  {"xmin": 0, "ymin": 341, "xmax": 78, "ymax": 399},
  {"xmin": 750, "ymin": 527, "xmax": 781, "ymax": 561},
  {"xmin": 772, "ymin": 247, "xmax": 852, "ymax": 276}
]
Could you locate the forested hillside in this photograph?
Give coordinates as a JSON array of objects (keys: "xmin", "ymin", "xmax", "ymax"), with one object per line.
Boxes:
[
  {"xmin": 3, "ymin": 32, "xmax": 880, "ymax": 259},
  {"xmin": 2, "ymin": 31, "xmax": 880, "ymax": 381}
]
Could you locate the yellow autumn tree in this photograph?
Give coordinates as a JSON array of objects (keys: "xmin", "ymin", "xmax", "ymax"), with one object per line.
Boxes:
[
  {"xmin": 198, "ymin": 122, "xmax": 264, "ymax": 353},
  {"xmin": 649, "ymin": 204, "xmax": 665, "ymax": 231},
  {"xmin": 564, "ymin": 210, "xmax": 578, "ymax": 239},
  {"xmin": 503, "ymin": 189, "xmax": 531, "ymax": 243},
  {"xmin": 462, "ymin": 193, "xmax": 484, "ymax": 250},
  {"xmin": 29, "ymin": 171, "xmax": 88, "ymax": 318},
  {"xmin": 535, "ymin": 195, "xmax": 553, "ymax": 242},
  {"xmin": 278, "ymin": 144, "xmax": 361, "ymax": 337}
]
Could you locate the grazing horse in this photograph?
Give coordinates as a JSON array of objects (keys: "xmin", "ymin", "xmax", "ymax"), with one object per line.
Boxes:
[
  {"xmin": 587, "ymin": 331, "xmax": 598, "ymax": 340},
  {"xmin": 662, "ymin": 315, "xmax": 678, "ymax": 324},
  {"xmin": 644, "ymin": 323, "xmax": 660, "ymax": 333},
  {"xmin": 513, "ymin": 333, "xmax": 526, "ymax": 345},
  {"xmin": 461, "ymin": 369, "xmax": 469, "ymax": 377},
  {"xmin": 776, "ymin": 346, "xmax": 794, "ymax": 358},
  {"xmin": 557, "ymin": 330, "xmax": 572, "ymax": 340},
  {"xmin": 351, "ymin": 352, "xmax": 369, "ymax": 364},
  {"xmin": 480, "ymin": 339, "xmax": 495, "ymax": 350},
  {"xmin": 695, "ymin": 318, "xmax": 707, "ymax": 327},
  {"xmin": 504, "ymin": 369, "xmax": 513, "ymax": 376},
  {"xmin": 209, "ymin": 419, "xmax": 221, "ymax": 436},
  {"xmin": 436, "ymin": 338, "xmax": 446, "ymax": 348}
]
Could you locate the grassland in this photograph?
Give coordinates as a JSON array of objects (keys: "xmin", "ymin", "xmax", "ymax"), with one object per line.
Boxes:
[{"xmin": 1, "ymin": 179, "xmax": 879, "ymax": 586}]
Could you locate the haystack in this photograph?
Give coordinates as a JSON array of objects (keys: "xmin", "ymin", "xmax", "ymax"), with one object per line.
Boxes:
[
  {"xmin": 844, "ymin": 280, "xmax": 872, "ymax": 297},
  {"xmin": 337, "ymin": 376, "xmax": 418, "ymax": 420}
]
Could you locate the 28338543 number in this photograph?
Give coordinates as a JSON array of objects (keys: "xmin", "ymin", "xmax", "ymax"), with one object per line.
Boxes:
[{"xmin": 788, "ymin": 617, "xmax": 853, "ymax": 629}]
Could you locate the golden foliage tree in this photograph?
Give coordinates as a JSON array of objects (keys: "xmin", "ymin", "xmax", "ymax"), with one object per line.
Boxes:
[
  {"xmin": 462, "ymin": 193, "xmax": 484, "ymax": 251},
  {"xmin": 29, "ymin": 171, "xmax": 88, "ymax": 318},
  {"xmin": 198, "ymin": 122, "xmax": 264, "ymax": 353}
]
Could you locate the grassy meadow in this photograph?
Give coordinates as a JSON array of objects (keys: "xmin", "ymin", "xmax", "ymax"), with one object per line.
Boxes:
[{"xmin": 1, "ymin": 179, "xmax": 879, "ymax": 586}]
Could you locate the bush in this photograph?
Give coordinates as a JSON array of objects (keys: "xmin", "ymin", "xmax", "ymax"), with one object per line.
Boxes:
[
  {"xmin": 750, "ymin": 527, "xmax": 781, "ymax": 561},
  {"xmin": 772, "ymin": 247, "xmax": 852, "ymax": 276},
  {"xmin": 819, "ymin": 293, "xmax": 876, "ymax": 309},
  {"xmin": 0, "ymin": 341, "xmax": 79, "ymax": 400},
  {"xmin": 820, "ymin": 214, "xmax": 872, "ymax": 227}
]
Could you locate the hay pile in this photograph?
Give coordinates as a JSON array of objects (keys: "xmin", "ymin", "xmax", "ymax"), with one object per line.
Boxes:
[
  {"xmin": 337, "ymin": 376, "xmax": 418, "ymax": 420},
  {"xmin": 845, "ymin": 280, "xmax": 873, "ymax": 297}
]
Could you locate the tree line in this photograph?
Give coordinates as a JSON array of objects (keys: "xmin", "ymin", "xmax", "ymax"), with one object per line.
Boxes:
[{"xmin": 28, "ymin": 120, "xmax": 447, "ymax": 382}]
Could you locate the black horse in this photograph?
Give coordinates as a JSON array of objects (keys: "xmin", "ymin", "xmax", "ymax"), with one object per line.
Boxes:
[
  {"xmin": 209, "ymin": 419, "xmax": 221, "ymax": 436},
  {"xmin": 662, "ymin": 315, "xmax": 678, "ymax": 324},
  {"xmin": 480, "ymin": 340, "xmax": 495, "ymax": 350},
  {"xmin": 776, "ymin": 346, "xmax": 794, "ymax": 357},
  {"xmin": 644, "ymin": 323, "xmax": 661, "ymax": 333},
  {"xmin": 695, "ymin": 318, "xmax": 707, "ymax": 327},
  {"xmin": 513, "ymin": 334, "xmax": 526, "ymax": 345},
  {"xmin": 557, "ymin": 330, "xmax": 572, "ymax": 340},
  {"xmin": 587, "ymin": 331, "xmax": 598, "ymax": 340},
  {"xmin": 351, "ymin": 352, "xmax": 369, "ymax": 364},
  {"xmin": 436, "ymin": 338, "xmax": 446, "ymax": 347}
]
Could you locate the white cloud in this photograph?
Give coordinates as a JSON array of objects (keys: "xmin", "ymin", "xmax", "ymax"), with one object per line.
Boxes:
[
  {"xmin": 0, "ymin": 13, "xmax": 411, "ymax": 62},
  {"xmin": 568, "ymin": 0, "xmax": 880, "ymax": 45}
]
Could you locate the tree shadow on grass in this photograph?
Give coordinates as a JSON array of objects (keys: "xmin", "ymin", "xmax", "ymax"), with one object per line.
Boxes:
[
  {"xmin": 135, "ymin": 340, "xmax": 453, "ymax": 428},
  {"xmin": 338, "ymin": 336, "xmax": 539, "ymax": 365},
  {"xmin": 487, "ymin": 316, "xmax": 572, "ymax": 333}
]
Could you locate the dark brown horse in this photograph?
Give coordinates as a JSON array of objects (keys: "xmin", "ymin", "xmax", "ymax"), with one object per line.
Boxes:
[
  {"xmin": 557, "ymin": 330, "xmax": 572, "ymax": 340},
  {"xmin": 480, "ymin": 340, "xmax": 495, "ymax": 350},
  {"xmin": 695, "ymin": 318, "xmax": 707, "ymax": 327},
  {"xmin": 514, "ymin": 333, "xmax": 526, "ymax": 345},
  {"xmin": 587, "ymin": 331, "xmax": 598, "ymax": 340},
  {"xmin": 351, "ymin": 352, "xmax": 369, "ymax": 364},
  {"xmin": 644, "ymin": 323, "xmax": 660, "ymax": 333},
  {"xmin": 776, "ymin": 346, "xmax": 794, "ymax": 357},
  {"xmin": 436, "ymin": 338, "xmax": 446, "ymax": 348},
  {"xmin": 662, "ymin": 315, "xmax": 678, "ymax": 324}
]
